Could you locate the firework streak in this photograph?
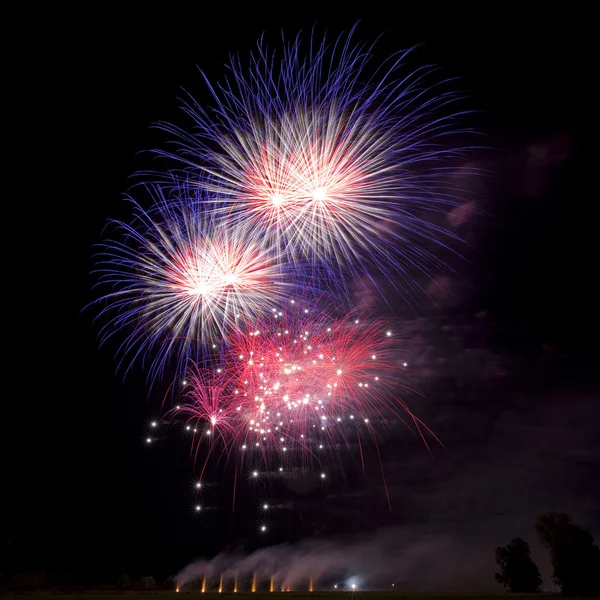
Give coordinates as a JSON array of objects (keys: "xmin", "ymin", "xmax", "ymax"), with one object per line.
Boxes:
[
  {"xmin": 156, "ymin": 26, "xmax": 471, "ymax": 289},
  {"xmin": 92, "ymin": 27, "xmax": 468, "ymax": 517},
  {"xmin": 175, "ymin": 305, "xmax": 431, "ymax": 467}
]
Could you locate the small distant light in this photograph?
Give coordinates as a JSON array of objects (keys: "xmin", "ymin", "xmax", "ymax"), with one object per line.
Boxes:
[
  {"xmin": 336, "ymin": 369, "xmax": 342, "ymax": 375},
  {"xmin": 263, "ymin": 504, "xmax": 269, "ymax": 510},
  {"xmin": 195, "ymin": 505, "xmax": 201, "ymax": 512},
  {"xmin": 146, "ymin": 438, "xmax": 152, "ymax": 444},
  {"xmin": 364, "ymin": 418, "xmax": 369, "ymax": 423},
  {"xmin": 279, "ymin": 467, "xmax": 283, "ymax": 472},
  {"xmin": 260, "ymin": 525, "xmax": 267, "ymax": 532},
  {"xmin": 334, "ymin": 584, "xmax": 338, "ymax": 589},
  {"xmin": 355, "ymin": 319, "xmax": 359, "ymax": 324},
  {"xmin": 185, "ymin": 425, "xmax": 191, "ymax": 431},
  {"xmin": 241, "ymin": 445, "xmax": 247, "ymax": 450},
  {"xmin": 403, "ymin": 362, "xmax": 408, "ymax": 367},
  {"xmin": 252, "ymin": 471, "xmax": 258, "ymax": 477},
  {"xmin": 150, "ymin": 421, "xmax": 157, "ymax": 428},
  {"xmin": 176, "ymin": 405, "xmax": 180, "ymax": 410},
  {"xmin": 350, "ymin": 415, "xmax": 354, "ymax": 419},
  {"xmin": 351, "ymin": 584, "xmax": 356, "ymax": 590},
  {"xmin": 196, "ymin": 482, "xmax": 202, "ymax": 489},
  {"xmin": 319, "ymin": 444, "xmax": 323, "ymax": 449},
  {"xmin": 386, "ymin": 331, "xmax": 392, "ymax": 337},
  {"xmin": 320, "ymin": 473, "xmax": 326, "ymax": 479}
]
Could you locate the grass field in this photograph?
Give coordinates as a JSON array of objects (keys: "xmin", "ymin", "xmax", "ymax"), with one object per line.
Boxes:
[{"xmin": 1, "ymin": 592, "xmax": 579, "ymax": 600}]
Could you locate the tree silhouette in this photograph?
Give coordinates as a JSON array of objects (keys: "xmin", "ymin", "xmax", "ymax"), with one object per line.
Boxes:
[
  {"xmin": 141, "ymin": 576, "xmax": 156, "ymax": 589},
  {"xmin": 163, "ymin": 575, "xmax": 176, "ymax": 590},
  {"xmin": 535, "ymin": 512, "xmax": 600, "ymax": 595},
  {"xmin": 495, "ymin": 537, "xmax": 542, "ymax": 592}
]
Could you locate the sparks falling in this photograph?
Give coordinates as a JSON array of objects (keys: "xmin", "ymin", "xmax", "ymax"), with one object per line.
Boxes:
[{"xmin": 173, "ymin": 302, "xmax": 435, "ymax": 478}]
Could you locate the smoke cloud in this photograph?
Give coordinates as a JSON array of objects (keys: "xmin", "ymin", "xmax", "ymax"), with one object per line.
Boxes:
[{"xmin": 176, "ymin": 528, "xmax": 493, "ymax": 591}]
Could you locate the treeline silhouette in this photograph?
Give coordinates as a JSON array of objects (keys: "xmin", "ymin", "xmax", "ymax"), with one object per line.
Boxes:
[{"xmin": 495, "ymin": 512, "xmax": 600, "ymax": 595}]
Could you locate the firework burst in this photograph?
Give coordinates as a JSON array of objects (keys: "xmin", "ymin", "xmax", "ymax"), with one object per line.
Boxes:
[
  {"xmin": 157, "ymin": 26, "xmax": 473, "ymax": 295},
  {"xmin": 173, "ymin": 302, "xmax": 432, "ymax": 472},
  {"xmin": 92, "ymin": 186, "xmax": 293, "ymax": 382},
  {"xmin": 91, "ymin": 27, "xmax": 458, "ymax": 521}
]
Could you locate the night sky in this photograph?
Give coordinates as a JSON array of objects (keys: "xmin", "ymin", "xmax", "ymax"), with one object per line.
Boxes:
[{"xmin": 8, "ymin": 5, "xmax": 596, "ymax": 591}]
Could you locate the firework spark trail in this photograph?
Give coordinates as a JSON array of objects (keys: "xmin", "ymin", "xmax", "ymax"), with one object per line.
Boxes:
[
  {"xmin": 155, "ymin": 26, "xmax": 474, "ymax": 299},
  {"xmin": 92, "ymin": 27, "xmax": 460, "ymax": 521},
  {"xmin": 171, "ymin": 303, "xmax": 436, "ymax": 474},
  {"xmin": 91, "ymin": 185, "xmax": 296, "ymax": 383}
]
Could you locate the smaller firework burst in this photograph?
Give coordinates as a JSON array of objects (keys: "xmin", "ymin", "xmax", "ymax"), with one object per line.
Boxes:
[
  {"xmin": 91, "ymin": 185, "xmax": 295, "ymax": 383},
  {"xmin": 172, "ymin": 301, "xmax": 430, "ymax": 476}
]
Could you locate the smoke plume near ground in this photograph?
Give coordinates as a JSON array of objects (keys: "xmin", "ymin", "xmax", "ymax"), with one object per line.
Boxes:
[{"xmin": 176, "ymin": 528, "xmax": 492, "ymax": 591}]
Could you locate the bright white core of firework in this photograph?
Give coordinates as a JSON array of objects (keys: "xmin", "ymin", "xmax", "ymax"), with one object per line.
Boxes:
[{"xmin": 311, "ymin": 187, "xmax": 327, "ymax": 201}]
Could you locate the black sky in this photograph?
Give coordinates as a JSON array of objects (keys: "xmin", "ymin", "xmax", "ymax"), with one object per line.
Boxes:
[{"xmin": 7, "ymin": 5, "xmax": 596, "ymax": 590}]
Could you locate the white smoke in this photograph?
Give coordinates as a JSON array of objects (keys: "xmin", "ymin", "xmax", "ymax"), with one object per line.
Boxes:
[{"xmin": 176, "ymin": 528, "xmax": 493, "ymax": 591}]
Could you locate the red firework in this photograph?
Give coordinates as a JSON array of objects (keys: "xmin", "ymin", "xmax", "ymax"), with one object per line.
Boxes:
[{"xmin": 175, "ymin": 303, "xmax": 427, "ymax": 471}]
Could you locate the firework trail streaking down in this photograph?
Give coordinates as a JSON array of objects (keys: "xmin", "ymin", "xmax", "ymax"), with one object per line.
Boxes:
[
  {"xmin": 92, "ymin": 187, "xmax": 294, "ymax": 383},
  {"xmin": 174, "ymin": 303, "xmax": 433, "ymax": 471},
  {"xmin": 90, "ymin": 28, "xmax": 457, "ymax": 521},
  {"xmin": 157, "ymin": 26, "xmax": 472, "ymax": 293}
]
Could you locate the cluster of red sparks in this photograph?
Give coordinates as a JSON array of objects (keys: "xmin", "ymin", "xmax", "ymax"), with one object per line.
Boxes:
[{"xmin": 171, "ymin": 302, "xmax": 429, "ymax": 481}]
